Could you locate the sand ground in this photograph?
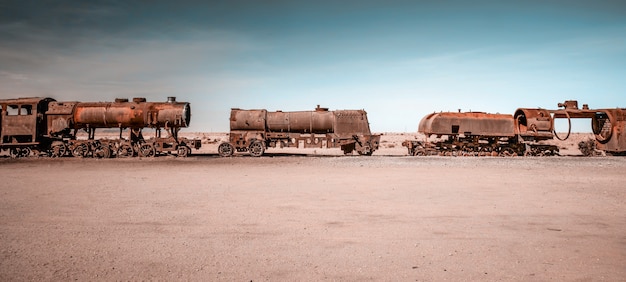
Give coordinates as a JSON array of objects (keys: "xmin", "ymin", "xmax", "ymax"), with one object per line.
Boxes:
[{"xmin": 1, "ymin": 133, "xmax": 624, "ymax": 281}]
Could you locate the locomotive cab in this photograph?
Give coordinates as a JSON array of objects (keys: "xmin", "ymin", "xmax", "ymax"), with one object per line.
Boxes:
[{"xmin": 1, "ymin": 97, "xmax": 54, "ymax": 145}]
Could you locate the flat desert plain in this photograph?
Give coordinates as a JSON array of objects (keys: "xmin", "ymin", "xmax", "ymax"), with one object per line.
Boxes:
[{"xmin": 1, "ymin": 133, "xmax": 625, "ymax": 281}]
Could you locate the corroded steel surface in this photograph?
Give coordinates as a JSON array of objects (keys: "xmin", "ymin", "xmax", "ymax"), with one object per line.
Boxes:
[
  {"xmin": 1, "ymin": 97, "xmax": 199, "ymax": 158},
  {"xmin": 409, "ymin": 109, "xmax": 559, "ymax": 156},
  {"xmin": 47, "ymin": 97, "xmax": 190, "ymax": 134},
  {"xmin": 513, "ymin": 108, "xmax": 554, "ymax": 140},
  {"xmin": 230, "ymin": 109, "xmax": 267, "ymax": 131},
  {"xmin": 408, "ymin": 100, "xmax": 626, "ymax": 156},
  {"xmin": 418, "ymin": 112, "xmax": 515, "ymax": 137},
  {"xmin": 0, "ymin": 97, "xmax": 55, "ymax": 146},
  {"xmin": 549, "ymin": 100, "xmax": 626, "ymax": 155},
  {"xmin": 221, "ymin": 105, "xmax": 379, "ymax": 157},
  {"xmin": 266, "ymin": 108, "xmax": 334, "ymax": 134}
]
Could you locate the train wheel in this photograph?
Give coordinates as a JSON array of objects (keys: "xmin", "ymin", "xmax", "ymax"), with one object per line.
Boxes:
[
  {"xmin": 138, "ymin": 144, "xmax": 156, "ymax": 157},
  {"xmin": 50, "ymin": 143, "xmax": 66, "ymax": 158},
  {"xmin": 248, "ymin": 141, "xmax": 265, "ymax": 157},
  {"xmin": 341, "ymin": 143, "xmax": 355, "ymax": 155},
  {"xmin": 72, "ymin": 144, "xmax": 89, "ymax": 158},
  {"xmin": 500, "ymin": 148, "xmax": 516, "ymax": 157},
  {"xmin": 357, "ymin": 148, "xmax": 372, "ymax": 156},
  {"xmin": 9, "ymin": 148, "xmax": 20, "ymax": 159},
  {"xmin": 218, "ymin": 142, "xmax": 234, "ymax": 157},
  {"xmin": 177, "ymin": 145, "xmax": 190, "ymax": 157},
  {"xmin": 20, "ymin": 148, "xmax": 31, "ymax": 158},
  {"xmin": 117, "ymin": 144, "xmax": 134, "ymax": 158},
  {"xmin": 93, "ymin": 145, "xmax": 111, "ymax": 159}
]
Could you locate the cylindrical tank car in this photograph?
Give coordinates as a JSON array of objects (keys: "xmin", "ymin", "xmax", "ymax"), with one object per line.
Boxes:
[{"xmin": 218, "ymin": 105, "xmax": 380, "ymax": 157}]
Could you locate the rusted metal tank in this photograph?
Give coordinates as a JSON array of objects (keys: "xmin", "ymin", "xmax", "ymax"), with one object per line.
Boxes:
[
  {"xmin": 230, "ymin": 109, "xmax": 267, "ymax": 131},
  {"xmin": 220, "ymin": 105, "xmax": 380, "ymax": 157},
  {"xmin": 231, "ymin": 106, "xmax": 336, "ymax": 133},
  {"xmin": 418, "ymin": 112, "xmax": 515, "ymax": 137},
  {"xmin": 47, "ymin": 97, "xmax": 190, "ymax": 134},
  {"xmin": 74, "ymin": 97, "xmax": 190, "ymax": 129},
  {"xmin": 266, "ymin": 107, "xmax": 334, "ymax": 134}
]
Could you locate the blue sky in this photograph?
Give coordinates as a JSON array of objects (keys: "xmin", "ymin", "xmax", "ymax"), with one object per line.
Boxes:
[{"xmin": 1, "ymin": 0, "xmax": 625, "ymax": 132}]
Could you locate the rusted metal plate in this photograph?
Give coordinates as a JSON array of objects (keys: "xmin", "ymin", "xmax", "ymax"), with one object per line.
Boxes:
[
  {"xmin": 0, "ymin": 97, "xmax": 54, "ymax": 146},
  {"xmin": 419, "ymin": 112, "xmax": 516, "ymax": 137},
  {"xmin": 513, "ymin": 108, "xmax": 554, "ymax": 140},
  {"xmin": 72, "ymin": 98, "xmax": 190, "ymax": 129},
  {"xmin": 266, "ymin": 108, "xmax": 334, "ymax": 134},
  {"xmin": 230, "ymin": 109, "xmax": 267, "ymax": 131},
  {"xmin": 588, "ymin": 108, "xmax": 626, "ymax": 154}
]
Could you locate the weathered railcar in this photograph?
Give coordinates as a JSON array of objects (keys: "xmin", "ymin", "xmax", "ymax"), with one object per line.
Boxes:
[
  {"xmin": 404, "ymin": 100, "xmax": 626, "ymax": 157},
  {"xmin": 403, "ymin": 110, "xmax": 559, "ymax": 156},
  {"xmin": 218, "ymin": 105, "xmax": 380, "ymax": 157},
  {"xmin": 0, "ymin": 97, "xmax": 200, "ymax": 158},
  {"xmin": 0, "ymin": 97, "xmax": 56, "ymax": 157}
]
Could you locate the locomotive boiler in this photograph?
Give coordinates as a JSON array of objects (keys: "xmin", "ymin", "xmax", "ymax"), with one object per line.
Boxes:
[
  {"xmin": 218, "ymin": 105, "xmax": 380, "ymax": 157},
  {"xmin": 47, "ymin": 97, "xmax": 190, "ymax": 132},
  {"xmin": 0, "ymin": 97, "xmax": 200, "ymax": 158}
]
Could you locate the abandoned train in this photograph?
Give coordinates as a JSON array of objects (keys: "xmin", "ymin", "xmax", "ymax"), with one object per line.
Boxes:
[
  {"xmin": 402, "ymin": 109, "xmax": 559, "ymax": 156},
  {"xmin": 217, "ymin": 105, "xmax": 380, "ymax": 157},
  {"xmin": 0, "ymin": 97, "xmax": 200, "ymax": 158},
  {"xmin": 403, "ymin": 100, "xmax": 626, "ymax": 156},
  {"xmin": 3, "ymin": 96, "xmax": 624, "ymax": 158}
]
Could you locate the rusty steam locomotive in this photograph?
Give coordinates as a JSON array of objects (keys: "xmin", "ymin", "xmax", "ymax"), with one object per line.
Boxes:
[
  {"xmin": 402, "ymin": 109, "xmax": 559, "ymax": 156},
  {"xmin": 403, "ymin": 100, "xmax": 625, "ymax": 156},
  {"xmin": 0, "ymin": 97, "xmax": 200, "ymax": 158},
  {"xmin": 217, "ymin": 106, "xmax": 380, "ymax": 157}
]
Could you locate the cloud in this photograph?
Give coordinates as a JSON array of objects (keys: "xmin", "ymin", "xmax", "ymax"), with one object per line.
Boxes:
[{"xmin": 0, "ymin": 71, "xmax": 27, "ymax": 81}]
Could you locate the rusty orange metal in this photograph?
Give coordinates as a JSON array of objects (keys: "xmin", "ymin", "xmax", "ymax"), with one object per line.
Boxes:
[
  {"xmin": 419, "ymin": 111, "xmax": 516, "ymax": 138},
  {"xmin": 219, "ymin": 105, "xmax": 380, "ymax": 157},
  {"xmin": 406, "ymin": 110, "xmax": 559, "ymax": 156},
  {"xmin": 1, "ymin": 97, "xmax": 199, "ymax": 158},
  {"xmin": 549, "ymin": 100, "xmax": 626, "ymax": 155},
  {"xmin": 513, "ymin": 108, "xmax": 554, "ymax": 140}
]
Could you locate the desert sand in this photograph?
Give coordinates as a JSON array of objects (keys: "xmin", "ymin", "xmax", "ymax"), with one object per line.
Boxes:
[{"xmin": 1, "ymin": 133, "xmax": 624, "ymax": 281}]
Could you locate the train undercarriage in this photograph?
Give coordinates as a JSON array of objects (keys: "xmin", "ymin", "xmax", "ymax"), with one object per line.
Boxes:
[
  {"xmin": 402, "ymin": 136, "xmax": 559, "ymax": 157},
  {"xmin": 2, "ymin": 127, "xmax": 201, "ymax": 159},
  {"xmin": 218, "ymin": 132, "xmax": 380, "ymax": 157}
]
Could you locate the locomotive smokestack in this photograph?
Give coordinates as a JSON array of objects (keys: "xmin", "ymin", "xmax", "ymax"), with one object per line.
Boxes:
[
  {"xmin": 167, "ymin": 97, "xmax": 176, "ymax": 103},
  {"xmin": 315, "ymin": 105, "xmax": 329, "ymax": 111}
]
